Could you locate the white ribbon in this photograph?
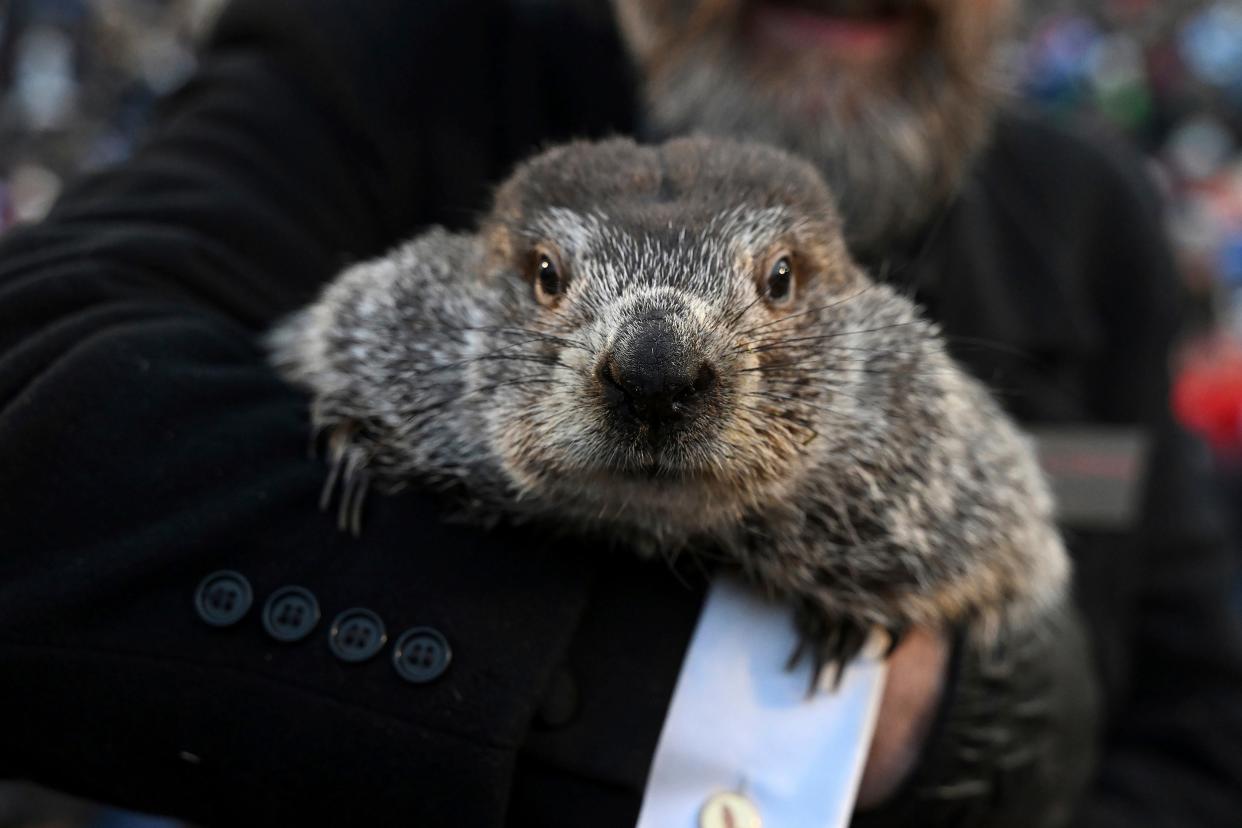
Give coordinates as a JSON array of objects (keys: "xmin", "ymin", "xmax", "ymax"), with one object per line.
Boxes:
[{"xmin": 636, "ymin": 578, "xmax": 888, "ymax": 828}]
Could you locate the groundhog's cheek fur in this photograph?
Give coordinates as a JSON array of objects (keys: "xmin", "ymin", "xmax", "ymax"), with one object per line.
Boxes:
[{"xmin": 490, "ymin": 382, "xmax": 602, "ymax": 492}]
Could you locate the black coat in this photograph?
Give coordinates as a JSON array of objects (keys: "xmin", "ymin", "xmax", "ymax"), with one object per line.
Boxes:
[{"xmin": 1, "ymin": 1, "xmax": 1240, "ymax": 826}]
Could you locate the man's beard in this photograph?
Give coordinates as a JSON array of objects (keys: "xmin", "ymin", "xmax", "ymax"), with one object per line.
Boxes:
[{"xmin": 631, "ymin": 3, "xmax": 1009, "ymax": 257}]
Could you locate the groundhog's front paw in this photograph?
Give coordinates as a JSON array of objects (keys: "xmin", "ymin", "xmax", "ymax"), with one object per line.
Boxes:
[
  {"xmin": 789, "ymin": 599, "xmax": 908, "ymax": 695},
  {"xmin": 315, "ymin": 420, "xmax": 372, "ymax": 536}
]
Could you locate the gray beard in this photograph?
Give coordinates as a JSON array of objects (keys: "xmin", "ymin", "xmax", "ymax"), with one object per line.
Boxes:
[{"xmin": 640, "ymin": 46, "xmax": 1001, "ymax": 256}]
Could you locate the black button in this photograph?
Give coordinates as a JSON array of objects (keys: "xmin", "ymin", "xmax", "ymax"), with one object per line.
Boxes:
[
  {"xmin": 391, "ymin": 627, "xmax": 452, "ymax": 684},
  {"xmin": 262, "ymin": 586, "xmax": 321, "ymax": 643},
  {"xmin": 328, "ymin": 608, "xmax": 387, "ymax": 663},
  {"xmin": 194, "ymin": 570, "xmax": 253, "ymax": 627},
  {"xmin": 535, "ymin": 666, "xmax": 579, "ymax": 729}
]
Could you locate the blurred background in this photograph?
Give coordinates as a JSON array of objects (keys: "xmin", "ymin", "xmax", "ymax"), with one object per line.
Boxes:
[{"xmin": 2, "ymin": 0, "xmax": 1241, "ymax": 825}]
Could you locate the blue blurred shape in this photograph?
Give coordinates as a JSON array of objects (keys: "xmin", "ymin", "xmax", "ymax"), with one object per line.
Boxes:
[
  {"xmin": 1180, "ymin": 3, "xmax": 1242, "ymax": 88},
  {"xmin": 1220, "ymin": 232, "xmax": 1242, "ymax": 289},
  {"xmin": 1022, "ymin": 14, "xmax": 1103, "ymax": 108}
]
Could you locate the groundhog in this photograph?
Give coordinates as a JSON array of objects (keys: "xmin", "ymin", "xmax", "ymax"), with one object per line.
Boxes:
[{"xmin": 268, "ymin": 136, "xmax": 1069, "ymax": 678}]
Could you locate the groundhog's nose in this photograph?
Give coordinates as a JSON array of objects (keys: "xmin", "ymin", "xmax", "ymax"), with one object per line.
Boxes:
[{"xmin": 600, "ymin": 320, "xmax": 717, "ymax": 430}]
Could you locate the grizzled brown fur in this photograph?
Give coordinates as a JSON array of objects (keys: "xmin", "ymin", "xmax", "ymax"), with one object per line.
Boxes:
[{"xmin": 269, "ymin": 136, "xmax": 1068, "ymax": 674}]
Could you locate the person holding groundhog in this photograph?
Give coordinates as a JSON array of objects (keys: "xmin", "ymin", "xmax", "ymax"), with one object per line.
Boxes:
[{"xmin": 0, "ymin": 1, "xmax": 1239, "ymax": 826}]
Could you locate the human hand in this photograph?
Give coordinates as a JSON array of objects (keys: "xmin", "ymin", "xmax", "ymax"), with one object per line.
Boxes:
[{"xmin": 855, "ymin": 626, "xmax": 950, "ymax": 809}]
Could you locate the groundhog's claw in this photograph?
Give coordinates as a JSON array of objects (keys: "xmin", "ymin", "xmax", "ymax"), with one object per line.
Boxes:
[{"xmin": 790, "ymin": 601, "xmax": 879, "ymax": 696}]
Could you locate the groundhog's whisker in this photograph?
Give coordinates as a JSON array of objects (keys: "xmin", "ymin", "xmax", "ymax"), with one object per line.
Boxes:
[
  {"xmin": 733, "ymin": 284, "xmax": 880, "ymax": 337},
  {"xmin": 536, "ymin": 302, "xmax": 583, "ymax": 332},
  {"xmin": 736, "ymin": 358, "xmax": 822, "ymax": 373},
  {"xmin": 414, "ymin": 337, "xmax": 559, "ymax": 377},
  {"xmin": 753, "ymin": 366, "xmax": 940, "ymax": 411},
  {"xmin": 740, "ymin": 331, "xmax": 924, "ymax": 353},
  {"xmin": 938, "ymin": 334, "xmax": 1034, "ymax": 360},
  {"xmin": 739, "ymin": 392, "xmax": 854, "ymax": 422},
  {"xmin": 460, "ymin": 353, "xmax": 573, "ymax": 370},
  {"xmin": 795, "ymin": 333, "xmax": 1026, "ymax": 362},
  {"xmin": 757, "ymin": 376, "xmax": 845, "ymax": 390},
  {"xmin": 760, "ymin": 365, "xmax": 963, "ymax": 380},
  {"xmin": 735, "ymin": 401, "xmax": 824, "ymax": 435},
  {"xmin": 397, "ymin": 376, "xmax": 557, "ymax": 426},
  {"xmin": 743, "ymin": 389, "xmax": 847, "ymax": 412},
  {"xmin": 782, "ymin": 343, "xmax": 952, "ymax": 359},
  {"xmin": 731, "ymin": 320, "xmax": 924, "ymax": 355},
  {"xmin": 436, "ymin": 324, "xmax": 591, "ymax": 352},
  {"xmin": 720, "ymin": 290, "xmax": 772, "ymax": 330},
  {"xmin": 746, "ymin": 384, "xmax": 881, "ymax": 414},
  {"xmin": 735, "ymin": 291, "xmax": 874, "ymax": 337}
]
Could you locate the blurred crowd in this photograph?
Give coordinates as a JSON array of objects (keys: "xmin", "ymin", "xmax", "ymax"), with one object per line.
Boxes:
[
  {"xmin": 5, "ymin": 0, "xmax": 1242, "ymax": 451},
  {"xmin": 1013, "ymin": 0, "xmax": 1242, "ymax": 457},
  {"xmin": 1, "ymin": 0, "xmax": 1242, "ymax": 826},
  {"xmin": 0, "ymin": 0, "xmax": 223, "ymax": 227}
]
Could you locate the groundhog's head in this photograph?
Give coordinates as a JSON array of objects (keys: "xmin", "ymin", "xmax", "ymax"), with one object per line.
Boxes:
[
  {"xmin": 475, "ymin": 137, "xmax": 905, "ymax": 540},
  {"xmin": 274, "ymin": 137, "xmax": 937, "ymax": 541}
]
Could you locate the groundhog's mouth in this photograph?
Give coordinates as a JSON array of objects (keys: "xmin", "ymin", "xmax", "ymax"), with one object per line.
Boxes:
[
  {"xmin": 586, "ymin": 440, "xmax": 706, "ymax": 483},
  {"xmin": 611, "ymin": 460, "xmax": 699, "ymax": 484},
  {"xmin": 560, "ymin": 464, "xmax": 745, "ymax": 533}
]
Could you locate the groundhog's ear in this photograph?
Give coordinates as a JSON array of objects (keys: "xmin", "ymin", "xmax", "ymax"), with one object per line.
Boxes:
[
  {"xmin": 479, "ymin": 224, "xmax": 519, "ymax": 275},
  {"xmin": 789, "ymin": 221, "xmax": 859, "ymax": 291}
]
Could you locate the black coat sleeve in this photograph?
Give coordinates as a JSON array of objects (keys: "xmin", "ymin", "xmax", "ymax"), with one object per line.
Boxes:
[
  {"xmin": 961, "ymin": 115, "xmax": 1242, "ymax": 827},
  {"xmin": 0, "ymin": 2, "xmax": 681, "ymax": 825},
  {"xmin": 855, "ymin": 114, "xmax": 1242, "ymax": 828},
  {"xmin": 1069, "ymin": 131, "xmax": 1242, "ymax": 828}
]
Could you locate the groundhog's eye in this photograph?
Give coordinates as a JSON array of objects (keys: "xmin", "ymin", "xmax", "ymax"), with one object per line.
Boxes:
[
  {"xmin": 766, "ymin": 255, "xmax": 795, "ymax": 305},
  {"xmin": 532, "ymin": 246, "xmax": 565, "ymax": 307}
]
